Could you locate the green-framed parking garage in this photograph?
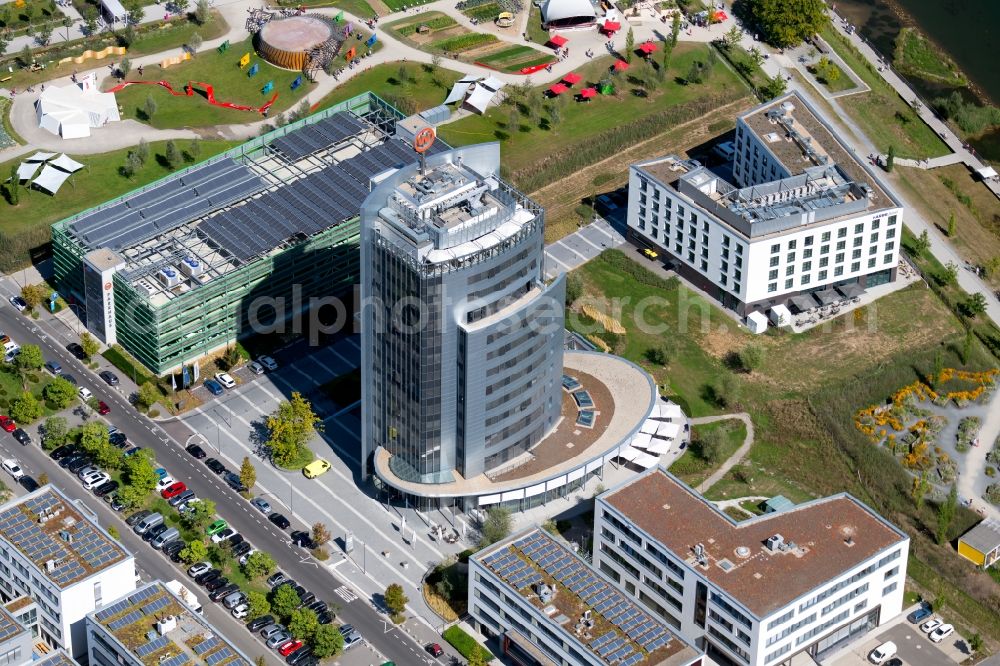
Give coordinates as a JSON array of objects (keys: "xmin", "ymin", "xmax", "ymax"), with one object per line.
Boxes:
[{"xmin": 52, "ymin": 92, "xmax": 442, "ymax": 375}]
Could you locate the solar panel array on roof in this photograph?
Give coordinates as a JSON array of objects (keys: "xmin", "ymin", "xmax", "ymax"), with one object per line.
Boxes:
[
  {"xmin": 205, "ymin": 647, "xmax": 235, "ymax": 665},
  {"xmin": 136, "ymin": 636, "xmax": 170, "ymax": 657},
  {"xmin": 161, "ymin": 654, "xmax": 192, "ymax": 666},
  {"xmin": 271, "ymin": 111, "xmax": 366, "ymax": 162},
  {"xmin": 108, "ymin": 610, "xmax": 143, "ymax": 631},
  {"xmin": 193, "ymin": 636, "xmax": 221, "ymax": 655},
  {"xmin": 199, "ymin": 138, "xmax": 420, "ymax": 263},
  {"xmin": 68, "ymin": 159, "xmax": 266, "ymax": 250},
  {"xmin": 511, "ymin": 531, "xmax": 675, "ymax": 659},
  {"xmin": 0, "ymin": 610, "xmax": 23, "ymax": 643}
]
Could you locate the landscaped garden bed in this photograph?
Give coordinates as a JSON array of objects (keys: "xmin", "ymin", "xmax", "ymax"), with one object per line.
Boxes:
[{"xmin": 956, "ymin": 416, "xmax": 982, "ymax": 453}]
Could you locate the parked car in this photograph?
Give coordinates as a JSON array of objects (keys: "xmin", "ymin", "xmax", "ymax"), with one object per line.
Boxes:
[
  {"xmin": 286, "ymin": 646, "xmax": 312, "ymax": 665},
  {"xmin": 251, "ymin": 497, "xmax": 271, "ymax": 514},
  {"xmin": 426, "ymin": 643, "xmax": 444, "ymax": 658},
  {"xmin": 920, "ymin": 618, "xmax": 943, "ymax": 634},
  {"xmin": 297, "ymin": 592, "xmax": 316, "ymax": 607},
  {"xmin": 223, "ymin": 591, "xmax": 247, "ymax": 609},
  {"xmin": 205, "ymin": 577, "xmax": 230, "ymax": 592},
  {"xmin": 168, "ymin": 490, "xmax": 196, "ymax": 507},
  {"xmin": 97, "ymin": 401, "xmax": 111, "ymax": 415},
  {"xmin": 290, "ymin": 531, "xmax": 312, "ymax": 548},
  {"xmin": 232, "ymin": 604, "xmax": 250, "ymax": 620},
  {"xmin": 228, "ymin": 533, "xmax": 245, "ymax": 548},
  {"xmin": 869, "ymin": 642, "xmax": 897, "ymax": 665},
  {"xmin": 238, "ymin": 548, "xmax": 256, "ymax": 566},
  {"xmin": 62, "ymin": 373, "xmax": 77, "ymax": 385},
  {"xmin": 2, "ymin": 459, "xmax": 24, "ymax": 480},
  {"xmin": 247, "ymin": 615, "xmax": 275, "ymax": 632},
  {"xmin": 215, "ymin": 372, "xmax": 236, "ymax": 389},
  {"xmin": 12, "ymin": 428, "xmax": 30, "ymax": 446},
  {"xmin": 134, "ymin": 512, "xmax": 164, "ymax": 535},
  {"xmin": 78, "ymin": 387, "xmax": 93, "ymax": 401},
  {"xmin": 266, "ymin": 631, "xmax": 292, "ymax": 649},
  {"xmin": 224, "ymin": 471, "xmax": 247, "ymax": 493},
  {"xmin": 0, "ymin": 416, "xmax": 16, "ymax": 433},
  {"xmin": 156, "ymin": 476, "xmax": 177, "ymax": 492},
  {"xmin": 50, "ymin": 445, "xmax": 76, "ymax": 460},
  {"xmin": 278, "ymin": 640, "xmax": 303, "ymax": 657},
  {"xmin": 206, "ymin": 519, "xmax": 228, "ymax": 536},
  {"xmin": 195, "ymin": 569, "xmax": 222, "ymax": 585},
  {"xmin": 67, "ymin": 343, "xmax": 87, "ymax": 359},
  {"xmin": 8, "ymin": 295, "xmax": 27, "ymax": 312},
  {"xmin": 77, "ymin": 465, "xmax": 100, "ymax": 480},
  {"xmin": 162, "ymin": 541, "xmax": 187, "ymax": 559},
  {"xmin": 248, "ymin": 361, "xmax": 265, "ymax": 375},
  {"xmin": 261, "ymin": 624, "xmax": 286, "ymax": 640},
  {"xmin": 316, "ymin": 611, "xmax": 333, "ymax": 625},
  {"xmin": 306, "ymin": 600, "xmax": 327, "ymax": 615},
  {"xmin": 161, "ymin": 481, "xmax": 188, "ymax": 499},
  {"xmin": 110, "ymin": 432, "xmax": 128, "ymax": 447},
  {"xmin": 302, "ymin": 459, "xmax": 331, "ymax": 479},
  {"xmin": 44, "ymin": 360, "xmax": 62, "ymax": 374},
  {"xmin": 205, "ymin": 458, "xmax": 226, "ymax": 475},
  {"xmin": 186, "ymin": 443, "xmax": 207, "ymax": 459},
  {"xmin": 337, "ymin": 625, "xmax": 354, "ymax": 638},
  {"xmin": 211, "ymin": 528, "xmax": 236, "ymax": 544},
  {"xmin": 99, "ymin": 371, "xmax": 120, "ymax": 386},
  {"xmin": 343, "ymin": 633, "xmax": 363, "ymax": 650},
  {"xmin": 143, "ymin": 523, "xmax": 170, "ymax": 543},
  {"xmin": 188, "ymin": 562, "xmax": 212, "ymax": 578},
  {"xmin": 127, "ymin": 510, "xmax": 153, "ymax": 527},
  {"xmin": 270, "ymin": 514, "xmax": 291, "ymax": 530},
  {"xmin": 93, "ymin": 481, "xmax": 119, "ymax": 497},
  {"xmin": 258, "ymin": 356, "xmax": 278, "ymax": 371},
  {"xmin": 66, "ymin": 456, "xmax": 92, "ymax": 472},
  {"xmin": 20, "ymin": 476, "xmax": 39, "ymax": 492},
  {"xmin": 233, "ymin": 542, "xmax": 253, "ymax": 558},
  {"xmin": 908, "ymin": 606, "xmax": 932, "ymax": 624},
  {"xmin": 267, "ymin": 573, "xmax": 288, "ymax": 588},
  {"xmin": 210, "ymin": 584, "xmax": 240, "ymax": 602},
  {"xmin": 203, "ymin": 379, "xmax": 224, "ymax": 396},
  {"xmin": 929, "ymin": 624, "xmax": 954, "ymax": 643}
]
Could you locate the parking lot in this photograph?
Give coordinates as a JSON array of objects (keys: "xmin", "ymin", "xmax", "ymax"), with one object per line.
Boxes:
[{"xmin": 829, "ymin": 619, "xmax": 970, "ymax": 666}]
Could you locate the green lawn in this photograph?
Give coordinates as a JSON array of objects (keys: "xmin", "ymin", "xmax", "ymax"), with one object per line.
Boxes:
[
  {"xmin": 820, "ymin": 24, "xmax": 949, "ymax": 159},
  {"xmin": 669, "ymin": 419, "xmax": 746, "ymax": 488},
  {"xmin": 811, "ymin": 62, "xmax": 854, "ymax": 93},
  {"xmin": 893, "ymin": 27, "xmax": 966, "ymax": 87},
  {"xmin": 275, "ymin": 0, "xmax": 375, "ymax": 18},
  {"xmin": 113, "ymin": 35, "xmax": 314, "ymax": 129},
  {"xmin": 0, "ymin": 140, "xmax": 236, "ymax": 271},
  {"xmin": 312, "ymin": 61, "xmax": 461, "ymax": 116},
  {"xmin": 526, "ymin": 5, "xmax": 548, "ymax": 45},
  {"xmin": 0, "ymin": 363, "xmax": 73, "ymax": 418},
  {"xmin": 382, "ymin": 0, "xmax": 436, "ymax": 12},
  {"xmin": 385, "ymin": 11, "xmax": 457, "ymax": 37},
  {"xmin": 438, "ymin": 43, "xmax": 747, "ymax": 191},
  {"xmin": 475, "ymin": 44, "xmax": 553, "ymax": 72}
]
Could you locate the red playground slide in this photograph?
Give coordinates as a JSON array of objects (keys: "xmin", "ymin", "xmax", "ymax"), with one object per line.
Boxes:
[{"xmin": 107, "ymin": 80, "xmax": 279, "ymax": 113}]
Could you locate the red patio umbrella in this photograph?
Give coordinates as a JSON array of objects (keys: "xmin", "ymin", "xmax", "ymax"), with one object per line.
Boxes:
[
  {"xmin": 613, "ymin": 59, "xmax": 629, "ymax": 72},
  {"xmin": 602, "ymin": 19, "xmax": 621, "ymax": 33},
  {"xmin": 549, "ymin": 34, "xmax": 568, "ymax": 48},
  {"xmin": 548, "ymin": 83, "xmax": 568, "ymax": 95},
  {"xmin": 639, "ymin": 41, "xmax": 658, "ymax": 54},
  {"xmin": 562, "ymin": 72, "xmax": 582, "ymax": 85},
  {"xmin": 580, "ymin": 87, "xmax": 597, "ymax": 99}
]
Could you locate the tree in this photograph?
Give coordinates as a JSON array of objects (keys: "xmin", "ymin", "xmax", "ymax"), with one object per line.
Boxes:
[
  {"xmin": 716, "ymin": 372, "xmax": 742, "ymax": 408},
  {"xmin": 698, "ymin": 426, "xmax": 728, "ymax": 463},
  {"xmin": 239, "ymin": 457, "xmax": 256, "ymax": 491},
  {"xmin": 41, "ymin": 416, "xmax": 69, "ymax": 451},
  {"xmin": 19, "ymin": 284, "xmax": 48, "ymax": 310},
  {"xmin": 83, "ymin": 7, "xmax": 98, "ymax": 35},
  {"xmin": 270, "ymin": 584, "xmax": 301, "ymax": 620},
  {"xmin": 985, "ymin": 256, "xmax": 1000, "ymax": 277},
  {"xmin": 383, "ymin": 583, "xmax": 408, "ymax": 618},
  {"xmin": 123, "ymin": 449, "xmax": 159, "ymax": 494},
  {"xmin": 743, "ymin": 0, "xmax": 828, "ymax": 48},
  {"xmin": 137, "ymin": 381, "xmax": 160, "ymax": 410},
  {"xmin": 117, "ymin": 485, "xmax": 147, "ymax": 509},
  {"xmin": 173, "ymin": 0, "xmax": 190, "ymax": 14},
  {"xmin": 181, "ymin": 498, "xmax": 216, "ymax": 530},
  {"xmin": 10, "ymin": 392, "xmax": 42, "ymax": 424},
  {"xmin": 936, "ymin": 484, "xmax": 958, "ymax": 545},
  {"xmin": 188, "ymin": 31, "xmax": 202, "ymax": 53},
  {"xmin": 479, "ymin": 506, "xmax": 512, "ymax": 547},
  {"xmin": 913, "ymin": 229, "xmax": 931, "ymax": 255},
  {"xmin": 187, "ymin": 139, "xmax": 201, "ymax": 162},
  {"xmin": 507, "ymin": 107, "xmax": 519, "ymax": 133},
  {"xmin": 14, "ymin": 344, "xmax": 44, "ymax": 372},
  {"xmin": 941, "ymin": 261, "xmax": 958, "ymax": 285},
  {"xmin": 624, "ymin": 27, "xmax": 635, "ymax": 62},
  {"xmin": 311, "ymin": 624, "xmax": 344, "ymax": 658},
  {"xmin": 124, "ymin": 0, "xmax": 144, "ymax": 23},
  {"xmin": 123, "ymin": 151, "xmax": 143, "ymax": 179},
  {"xmin": 644, "ymin": 344, "xmax": 670, "ymax": 366},
  {"xmin": 759, "ymin": 73, "xmax": 788, "ymax": 99},
  {"xmin": 119, "ymin": 57, "xmax": 131, "ymax": 79},
  {"xmin": 18, "ymin": 44, "xmax": 32, "ymax": 69},
  {"xmin": 911, "ymin": 471, "xmax": 930, "ymax": 508},
  {"xmin": 885, "ymin": 144, "xmax": 895, "ymax": 172},
  {"xmin": 143, "ymin": 94, "xmax": 158, "ymax": 120},
  {"xmin": 670, "ymin": 13, "xmax": 680, "ymax": 47},
  {"xmin": 288, "ymin": 608, "xmax": 319, "ymax": 640},
  {"xmin": 964, "ymin": 292, "xmax": 988, "ymax": 318},
  {"xmin": 969, "ymin": 633, "xmax": 983, "ymax": 653},
  {"xmin": 311, "ymin": 522, "xmax": 330, "ymax": 547},
  {"xmin": 565, "ymin": 273, "xmax": 583, "ymax": 305},
  {"xmin": 162, "ymin": 140, "xmax": 181, "ymax": 170},
  {"xmin": 265, "ymin": 392, "xmax": 322, "ymax": 467},
  {"xmin": 194, "ymin": 0, "xmax": 210, "ymax": 24},
  {"xmin": 80, "ymin": 332, "xmax": 100, "ymax": 359},
  {"xmin": 723, "ymin": 25, "xmax": 742, "ymax": 48},
  {"xmin": 739, "ymin": 343, "xmax": 764, "ymax": 373},
  {"xmin": 242, "ymin": 550, "xmax": 276, "ymax": 579},
  {"xmin": 35, "ymin": 25, "xmax": 53, "ymax": 46},
  {"xmin": 37, "ymin": 472, "xmax": 48, "ymax": 486},
  {"xmin": 180, "ymin": 538, "xmax": 209, "ymax": 564},
  {"xmin": 246, "ymin": 590, "xmax": 270, "ymax": 620},
  {"xmin": 946, "ymin": 212, "xmax": 957, "ymax": 237},
  {"xmin": 43, "ymin": 377, "xmax": 77, "ymax": 409},
  {"xmin": 136, "ymin": 138, "xmax": 150, "ymax": 164},
  {"xmin": 6, "ymin": 164, "xmax": 18, "ymax": 205},
  {"xmin": 684, "ymin": 60, "xmax": 704, "ymax": 84}
]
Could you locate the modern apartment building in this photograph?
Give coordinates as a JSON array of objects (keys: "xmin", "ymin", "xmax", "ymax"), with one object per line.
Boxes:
[
  {"xmin": 86, "ymin": 581, "xmax": 253, "ymax": 666},
  {"xmin": 470, "ymin": 528, "xmax": 704, "ymax": 666},
  {"xmin": 0, "ymin": 599, "xmax": 38, "ymax": 666},
  {"xmin": 52, "ymin": 93, "xmax": 445, "ymax": 374},
  {"xmin": 0, "ymin": 487, "xmax": 136, "ymax": 658},
  {"xmin": 361, "ymin": 142, "xmax": 565, "ymax": 490},
  {"xmin": 626, "ymin": 91, "xmax": 903, "ymax": 317},
  {"xmin": 594, "ymin": 469, "xmax": 909, "ymax": 666}
]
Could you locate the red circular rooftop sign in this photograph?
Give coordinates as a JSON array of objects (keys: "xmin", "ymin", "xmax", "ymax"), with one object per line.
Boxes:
[{"xmin": 414, "ymin": 127, "xmax": 436, "ymax": 154}]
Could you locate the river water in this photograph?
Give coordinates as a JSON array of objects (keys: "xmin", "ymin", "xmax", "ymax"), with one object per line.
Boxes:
[{"xmin": 829, "ymin": 0, "xmax": 1000, "ymax": 161}]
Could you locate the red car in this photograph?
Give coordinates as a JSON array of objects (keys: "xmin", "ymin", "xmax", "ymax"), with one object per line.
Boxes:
[
  {"xmin": 97, "ymin": 401, "xmax": 111, "ymax": 415},
  {"xmin": 160, "ymin": 481, "xmax": 187, "ymax": 499},
  {"xmin": 426, "ymin": 643, "xmax": 444, "ymax": 657},
  {"xmin": 278, "ymin": 640, "xmax": 303, "ymax": 657},
  {"xmin": 0, "ymin": 416, "xmax": 15, "ymax": 433}
]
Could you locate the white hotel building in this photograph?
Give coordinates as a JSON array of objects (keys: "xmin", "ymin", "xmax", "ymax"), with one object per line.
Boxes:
[
  {"xmin": 0, "ymin": 487, "xmax": 136, "ymax": 659},
  {"xmin": 594, "ymin": 469, "xmax": 909, "ymax": 666},
  {"xmin": 625, "ymin": 91, "xmax": 904, "ymax": 317}
]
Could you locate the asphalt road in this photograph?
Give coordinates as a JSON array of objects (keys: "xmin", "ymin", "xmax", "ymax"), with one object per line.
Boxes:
[{"xmin": 0, "ymin": 305, "xmax": 444, "ymax": 666}]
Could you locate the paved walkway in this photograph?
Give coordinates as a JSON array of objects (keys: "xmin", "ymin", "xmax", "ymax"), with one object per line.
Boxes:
[
  {"xmin": 956, "ymin": 390, "xmax": 1000, "ymax": 520},
  {"xmin": 691, "ymin": 412, "xmax": 753, "ymax": 493},
  {"xmin": 544, "ymin": 218, "xmax": 626, "ymax": 279}
]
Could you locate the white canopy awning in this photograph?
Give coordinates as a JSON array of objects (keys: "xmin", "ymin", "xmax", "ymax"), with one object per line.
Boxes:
[
  {"xmin": 617, "ymin": 446, "xmax": 641, "ymax": 462},
  {"xmin": 26, "ymin": 151, "xmax": 57, "ymax": 162},
  {"xmin": 16, "ymin": 162, "xmax": 40, "ymax": 182},
  {"xmin": 50, "ymin": 154, "xmax": 85, "ymax": 173},
  {"xmin": 633, "ymin": 452, "xmax": 660, "ymax": 469},
  {"xmin": 465, "ymin": 85, "xmax": 496, "ymax": 114},
  {"xmin": 646, "ymin": 439, "xmax": 671, "ymax": 455},
  {"xmin": 33, "ymin": 165, "xmax": 73, "ymax": 194},
  {"xmin": 444, "ymin": 80, "xmax": 472, "ymax": 105},
  {"xmin": 639, "ymin": 419, "xmax": 659, "ymax": 435},
  {"xmin": 480, "ymin": 75, "xmax": 504, "ymax": 92},
  {"xmin": 655, "ymin": 421, "xmax": 681, "ymax": 440},
  {"xmin": 630, "ymin": 432, "xmax": 653, "ymax": 449},
  {"xmin": 659, "ymin": 402, "xmax": 684, "ymax": 421}
]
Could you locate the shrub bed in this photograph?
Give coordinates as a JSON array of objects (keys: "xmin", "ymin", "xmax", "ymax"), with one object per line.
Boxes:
[
  {"xmin": 102, "ymin": 345, "xmax": 154, "ymax": 385},
  {"xmin": 442, "ymin": 625, "xmax": 493, "ymax": 662}
]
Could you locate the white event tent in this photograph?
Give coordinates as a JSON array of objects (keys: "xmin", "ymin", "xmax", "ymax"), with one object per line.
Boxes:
[{"xmin": 35, "ymin": 83, "xmax": 120, "ymax": 139}]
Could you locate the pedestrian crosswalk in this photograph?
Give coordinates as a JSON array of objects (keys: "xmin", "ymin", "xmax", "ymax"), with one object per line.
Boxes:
[{"xmin": 334, "ymin": 585, "xmax": 358, "ymax": 603}]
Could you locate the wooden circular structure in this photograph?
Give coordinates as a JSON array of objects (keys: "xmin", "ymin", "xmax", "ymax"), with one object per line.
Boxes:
[{"xmin": 256, "ymin": 16, "xmax": 334, "ymax": 71}]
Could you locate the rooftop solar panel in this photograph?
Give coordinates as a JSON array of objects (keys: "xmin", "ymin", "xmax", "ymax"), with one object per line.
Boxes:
[
  {"xmin": 136, "ymin": 636, "xmax": 170, "ymax": 657},
  {"xmin": 108, "ymin": 610, "xmax": 143, "ymax": 631},
  {"xmin": 161, "ymin": 655, "xmax": 191, "ymax": 666},
  {"xmin": 193, "ymin": 637, "xmax": 221, "ymax": 655},
  {"xmin": 206, "ymin": 647, "xmax": 235, "ymax": 665},
  {"xmin": 143, "ymin": 596, "xmax": 171, "ymax": 615}
]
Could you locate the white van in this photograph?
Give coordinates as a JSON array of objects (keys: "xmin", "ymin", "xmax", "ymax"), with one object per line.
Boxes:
[
  {"xmin": 151, "ymin": 527, "xmax": 180, "ymax": 550},
  {"xmin": 134, "ymin": 512, "xmax": 164, "ymax": 535},
  {"xmin": 869, "ymin": 641, "xmax": 897, "ymax": 664},
  {"xmin": 712, "ymin": 140, "xmax": 736, "ymax": 162},
  {"xmin": 3, "ymin": 342, "xmax": 19, "ymax": 363}
]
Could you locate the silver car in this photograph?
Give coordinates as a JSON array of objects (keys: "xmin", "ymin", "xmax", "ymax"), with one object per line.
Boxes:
[
  {"xmin": 261, "ymin": 624, "xmax": 285, "ymax": 639},
  {"xmin": 266, "ymin": 631, "xmax": 291, "ymax": 649},
  {"xmin": 250, "ymin": 497, "xmax": 271, "ymax": 514}
]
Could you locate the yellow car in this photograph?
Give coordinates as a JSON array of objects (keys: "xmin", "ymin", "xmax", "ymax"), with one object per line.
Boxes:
[
  {"xmin": 303, "ymin": 459, "xmax": 331, "ymax": 479},
  {"xmin": 643, "ymin": 248, "xmax": 659, "ymax": 259}
]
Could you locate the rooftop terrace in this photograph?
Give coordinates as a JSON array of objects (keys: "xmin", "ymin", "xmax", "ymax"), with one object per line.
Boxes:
[
  {"xmin": 602, "ymin": 470, "xmax": 907, "ymax": 617},
  {"xmin": 0, "ymin": 487, "xmax": 129, "ymax": 589},
  {"xmin": 92, "ymin": 581, "xmax": 250, "ymax": 666},
  {"xmin": 476, "ymin": 529, "xmax": 699, "ymax": 666}
]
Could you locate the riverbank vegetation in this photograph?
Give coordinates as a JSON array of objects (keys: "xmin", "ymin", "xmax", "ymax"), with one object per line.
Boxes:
[
  {"xmin": 893, "ymin": 27, "xmax": 967, "ymax": 87},
  {"xmin": 933, "ymin": 91, "xmax": 1000, "ymax": 137}
]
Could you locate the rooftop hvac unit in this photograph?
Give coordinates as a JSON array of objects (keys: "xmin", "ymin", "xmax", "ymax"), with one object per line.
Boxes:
[
  {"xmin": 156, "ymin": 616, "xmax": 177, "ymax": 636},
  {"xmin": 137, "ymin": 280, "xmax": 158, "ymax": 297},
  {"xmin": 765, "ymin": 534, "xmax": 785, "ymax": 552},
  {"xmin": 179, "ymin": 257, "xmax": 203, "ymax": 277},
  {"xmin": 157, "ymin": 267, "xmax": 181, "ymax": 288},
  {"xmin": 780, "ymin": 101, "xmax": 795, "ymax": 115}
]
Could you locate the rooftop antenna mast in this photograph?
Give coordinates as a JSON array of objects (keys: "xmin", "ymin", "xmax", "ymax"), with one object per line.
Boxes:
[{"xmin": 413, "ymin": 126, "xmax": 436, "ymax": 175}]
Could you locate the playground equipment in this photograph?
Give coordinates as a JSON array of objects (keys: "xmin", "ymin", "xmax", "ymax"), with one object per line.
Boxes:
[
  {"xmin": 495, "ymin": 11, "xmax": 514, "ymax": 27},
  {"xmin": 106, "ymin": 80, "xmax": 279, "ymax": 113},
  {"xmin": 58, "ymin": 46, "xmax": 126, "ymax": 66}
]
